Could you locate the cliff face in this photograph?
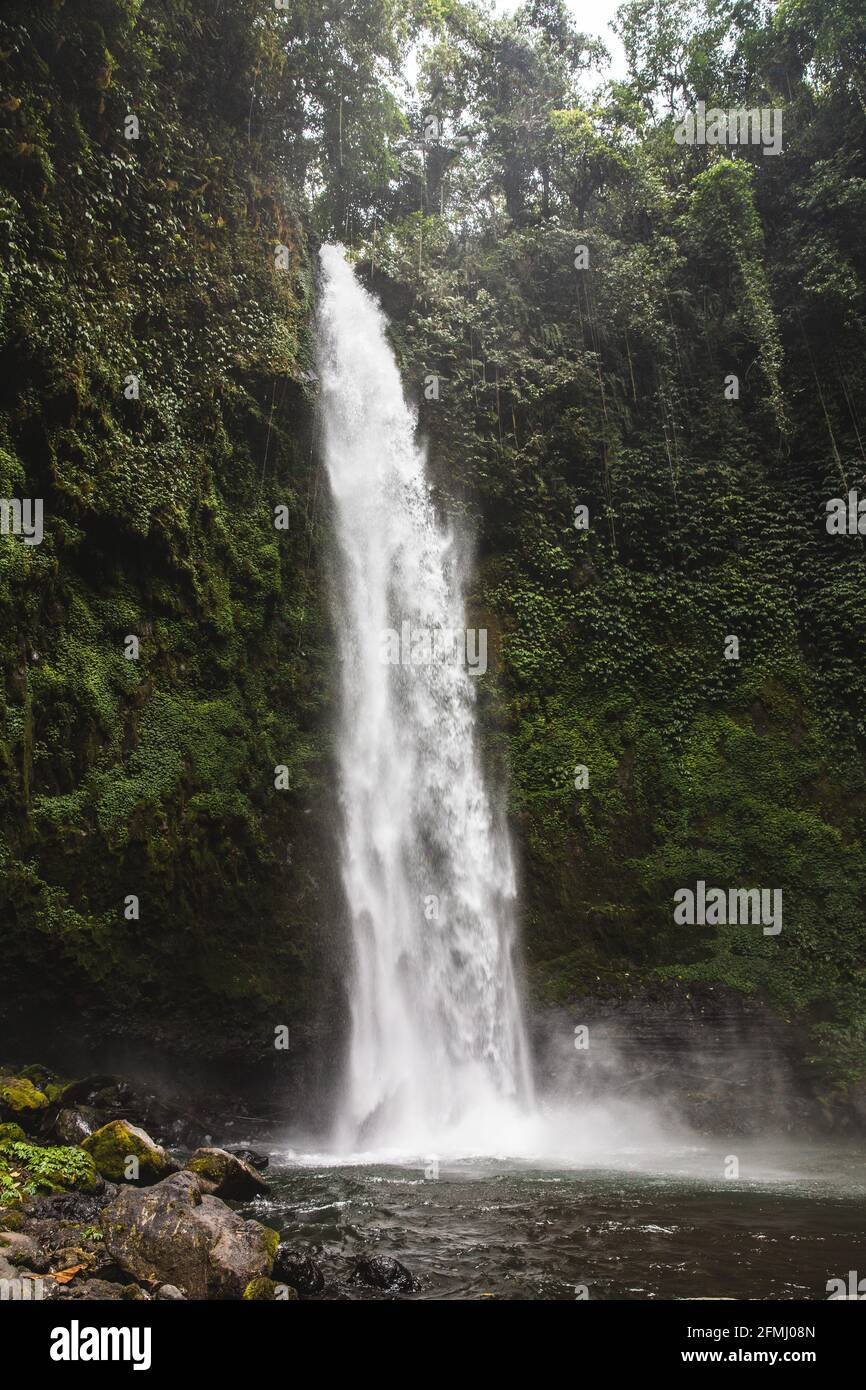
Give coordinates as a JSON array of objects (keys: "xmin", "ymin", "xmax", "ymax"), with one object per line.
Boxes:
[
  {"xmin": 362, "ymin": 74, "xmax": 866, "ymax": 1116},
  {"xmin": 0, "ymin": 1, "xmax": 344, "ymax": 1097}
]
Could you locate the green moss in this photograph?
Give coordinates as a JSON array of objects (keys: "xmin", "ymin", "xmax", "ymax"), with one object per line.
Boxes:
[
  {"xmin": 242, "ymin": 1276, "xmax": 280, "ymax": 1300},
  {"xmin": 0, "ymin": 1077, "xmax": 49, "ymax": 1115},
  {"xmin": 262, "ymin": 1225, "xmax": 279, "ymax": 1267},
  {"xmin": 81, "ymin": 1120, "xmax": 171, "ymax": 1183},
  {"xmin": 0, "ymin": 1123, "xmax": 26, "ymax": 1143}
]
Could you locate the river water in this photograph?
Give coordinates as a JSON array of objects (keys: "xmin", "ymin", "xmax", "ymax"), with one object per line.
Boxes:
[{"xmin": 243, "ymin": 1142, "xmax": 866, "ymax": 1300}]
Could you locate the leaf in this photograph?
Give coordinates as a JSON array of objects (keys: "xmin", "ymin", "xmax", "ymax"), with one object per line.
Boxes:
[{"xmin": 51, "ymin": 1264, "xmax": 87, "ymax": 1284}]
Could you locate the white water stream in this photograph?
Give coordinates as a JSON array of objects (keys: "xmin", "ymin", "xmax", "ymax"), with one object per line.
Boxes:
[{"xmin": 317, "ymin": 244, "xmax": 534, "ymax": 1156}]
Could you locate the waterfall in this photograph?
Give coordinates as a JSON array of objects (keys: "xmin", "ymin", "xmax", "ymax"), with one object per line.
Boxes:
[{"xmin": 317, "ymin": 244, "xmax": 533, "ymax": 1155}]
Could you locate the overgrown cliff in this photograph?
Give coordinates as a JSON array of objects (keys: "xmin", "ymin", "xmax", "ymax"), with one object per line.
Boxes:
[{"xmin": 0, "ymin": 0, "xmax": 341, "ymax": 1103}]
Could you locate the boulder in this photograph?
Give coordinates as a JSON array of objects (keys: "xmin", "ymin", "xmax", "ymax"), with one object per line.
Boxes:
[
  {"xmin": 225, "ymin": 1146, "xmax": 269, "ymax": 1172},
  {"xmin": 0, "ymin": 1229, "xmax": 40, "ymax": 1270},
  {"xmin": 82, "ymin": 1120, "xmax": 176, "ymax": 1185},
  {"xmin": 58, "ymin": 1076, "xmax": 208, "ymax": 1148},
  {"xmin": 25, "ymin": 1188, "xmax": 116, "ymax": 1223},
  {"xmin": 349, "ymin": 1253, "xmax": 415, "ymax": 1293},
  {"xmin": 156, "ymin": 1284, "xmax": 186, "ymax": 1300},
  {"xmin": 273, "ymin": 1244, "xmax": 325, "ymax": 1295},
  {"xmin": 0, "ymin": 1076, "xmax": 50, "ymax": 1129},
  {"xmin": 53, "ymin": 1106, "xmax": 100, "ymax": 1146},
  {"xmin": 100, "ymin": 1171, "xmax": 278, "ymax": 1299},
  {"xmin": 243, "ymin": 1276, "xmax": 284, "ymax": 1300},
  {"xmin": 185, "ymin": 1147, "xmax": 268, "ymax": 1200}
]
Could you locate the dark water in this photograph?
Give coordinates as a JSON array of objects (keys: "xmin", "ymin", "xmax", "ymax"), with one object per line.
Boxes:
[{"xmin": 243, "ymin": 1143, "xmax": 866, "ymax": 1300}]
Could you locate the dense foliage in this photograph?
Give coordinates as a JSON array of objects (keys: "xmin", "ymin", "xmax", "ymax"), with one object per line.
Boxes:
[
  {"xmin": 370, "ymin": 0, "xmax": 866, "ymax": 1096},
  {"xmin": 0, "ymin": 0, "xmax": 338, "ymax": 1084}
]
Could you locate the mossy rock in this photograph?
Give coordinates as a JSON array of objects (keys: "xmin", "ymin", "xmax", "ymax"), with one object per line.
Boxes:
[
  {"xmin": 19, "ymin": 1065, "xmax": 62, "ymax": 1091},
  {"xmin": 243, "ymin": 1276, "xmax": 289, "ymax": 1300},
  {"xmin": 263, "ymin": 1225, "xmax": 279, "ymax": 1264},
  {"xmin": 185, "ymin": 1146, "xmax": 268, "ymax": 1199},
  {"xmin": 0, "ymin": 1139, "xmax": 100, "ymax": 1204},
  {"xmin": 0, "ymin": 1076, "xmax": 50, "ymax": 1123},
  {"xmin": 81, "ymin": 1120, "xmax": 175, "ymax": 1185},
  {"xmin": 0, "ymin": 1123, "xmax": 26, "ymax": 1143}
]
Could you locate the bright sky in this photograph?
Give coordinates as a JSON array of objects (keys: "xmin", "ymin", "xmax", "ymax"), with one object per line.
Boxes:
[
  {"xmin": 402, "ymin": 0, "xmax": 629, "ymax": 98},
  {"xmin": 492, "ymin": 0, "xmax": 629, "ymax": 81}
]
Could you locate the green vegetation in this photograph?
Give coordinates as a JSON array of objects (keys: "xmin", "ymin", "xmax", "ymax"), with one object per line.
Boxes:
[
  {"xmin": 352, "ymin": 0, "xmax": 866, "ymax": 1100},
  {"xmin": 0, "ymin": 0, "xmax": 338, "ymax": 1064},
  {"xmin": 0, "ymin": 1138, "xmax": 100, "ymax": 1204}
]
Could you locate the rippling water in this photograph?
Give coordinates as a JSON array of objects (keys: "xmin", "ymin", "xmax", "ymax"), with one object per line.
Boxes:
[{"xmin": 243, "ymin": 1142, "xmax": 866, "ymax": 1300}]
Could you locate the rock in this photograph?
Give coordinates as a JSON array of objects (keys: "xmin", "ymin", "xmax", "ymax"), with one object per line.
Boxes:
[
  {"xmin": 101, "ymin": 1171, "xmax": 279, "ymax": 1299},
  {"xmin": 50, "ymin": 1278, "xmax": 150, "ymax": 1301},
  {"xmin": 18, "ymin": 1064, "xmax": 61, "ymax": 1090},
  {"xmin": 58, "ymin": 1076, "xmax": 208, "ymax": 1148},
  {"xmin": 56, "ymin": 1075, "xmax": 118, "ymax": 1107},
  {"xmin": 185, "ymin": 1147, "xmax": 268, "ymax": 1200},
  {"xmin": 156, "ymin": 1284, "xmax": 186, "ymax": 1300},
  {"xmin": 349, "ymin": 1254, "xmax": 415, "ymax": 1293},
  {"xmin": 243, "ymin": 1276, "xmax": 283, "ymax": 1300},
  {"xmin": 0, "ymin": 1139, "xmax": 101, "ymax": 1203},
  {"xmin": 273, "ymin": 1244, "xmax": 325, "ymax": 1295},
  {"xmin": 52, "ymin": 1106, "xmax": 100, "ymax": 1146},
  {"xmin": 82, "ymin": 1120, "xmax": 176, "ymax": 1185},
  {"xmin": 0, "ymin": 1229, "xmax": 40, "ymax": 1268},
  {"xmin": 25, "ymin": 1188, "xmax": 116, "ymax": 1223},
  {"xmin": 0, "ymin": 1123, "xmax": 25, "ymax": 1143},
  {"xmin": 0, "ymin": 1076, "xmax": 50, "ymax": 1129},
  {"xmin": 225, "ymin": 1146, "xmax": 269, "ymax": 1172}
]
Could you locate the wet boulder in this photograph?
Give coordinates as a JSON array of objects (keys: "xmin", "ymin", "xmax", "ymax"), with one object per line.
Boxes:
[
  {"xmin": 185, "ymin": 1147, "xmax": 268, "ymax": 1200},
  {"xmin": 273, "ymin": 1244, "xmax": 325, "ymax": 1296},
  {"xmin": 225, "ymin": 1146, "xmax": 269, "ymax": 1172},
  {"xmin": 81, "ymin": 1120, "xmax": 176, "ymax": 1185},
  {"xmin": 52, "ymin": 1106, "xmax": 100, "ymax": 1146},
  {"xmin": 101, "ymin": 1171, "xmax": 278, "ymax": 1299},
  {"xmin": 349, "ymin": 1253, "xmax": 415, "ymax": 1293}
]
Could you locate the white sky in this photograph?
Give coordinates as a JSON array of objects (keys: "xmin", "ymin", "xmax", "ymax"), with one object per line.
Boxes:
[
  {"xmin": 403, "ymin": 0, "xmax": 628, "ymax": 100},
  {"xmin": 492, "ymin": 0, "xmax": 628, "ymax": 81}
]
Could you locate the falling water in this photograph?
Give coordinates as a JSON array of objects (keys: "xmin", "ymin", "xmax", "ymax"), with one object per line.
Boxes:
[{"xmin": 317, "ymin": 244, "xmax": 533, "ymax": 1155}]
